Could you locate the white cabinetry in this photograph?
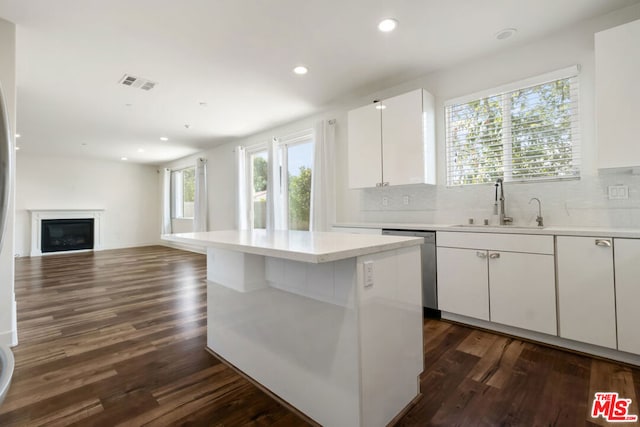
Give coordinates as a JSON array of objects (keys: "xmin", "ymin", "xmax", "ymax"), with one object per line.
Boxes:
[
  {"xmin": 596, "ymin": 18, "xmax": 640, "ymax": 168},
  {"xmin": 613, "ymin": 238, "xmax": 640, "ymax": 355},
  {"xmin": 347, "ymin": 89, "xmax": 435, "ymax": 188},
  {"xmin": 556, "ymin": 236, "xmax": 617, "ymax": 349},
  {"xmin": 489, "ymin": 251, "xmax": 556, "ymax": 335},
  {"xmin": 437, "ymin": 232, "xmax": 556, "ymax": 335},
  {"xmin": 437, "ymin": 247, "xmax": 489, "ymax": 321},
  {"xmin": 347, "ymin": 103, "xmax": 382, "ymax": 189}
]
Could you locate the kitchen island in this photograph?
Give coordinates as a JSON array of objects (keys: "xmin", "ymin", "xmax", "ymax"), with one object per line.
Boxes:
[{"xmin": 162, "ymin": 230, "xmax": 424, "ymax": 427}]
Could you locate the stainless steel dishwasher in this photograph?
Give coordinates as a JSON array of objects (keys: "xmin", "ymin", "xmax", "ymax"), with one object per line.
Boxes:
[{"xmin": 382, "ymin": 229, "xmax": 439, "ymax": 318}]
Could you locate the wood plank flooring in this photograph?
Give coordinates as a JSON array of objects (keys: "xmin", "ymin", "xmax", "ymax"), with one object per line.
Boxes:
[{"xmin": 1, "ymin": 245, "xmax": 639, "ymax": 426}]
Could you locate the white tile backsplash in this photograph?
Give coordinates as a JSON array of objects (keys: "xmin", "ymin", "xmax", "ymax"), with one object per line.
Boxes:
[{"xmin": 355, "ymin": 172, "xmax": 640, "ymax": 228}]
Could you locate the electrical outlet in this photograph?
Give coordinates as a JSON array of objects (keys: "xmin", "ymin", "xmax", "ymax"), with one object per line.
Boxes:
[
  {"xmin": 608, "ymin": 185, "xmax": 629, "ymax": 200},
  {"xmin": 363, "ymin": 261, "xmax": 374, "ymax": 288},
  {"xmin": 403, "ymin": 195, "xmax": 410, "ymax": 205},
  {"xmin": 382, "ymin": 196, "xmax": 389, "ymax": 207}
]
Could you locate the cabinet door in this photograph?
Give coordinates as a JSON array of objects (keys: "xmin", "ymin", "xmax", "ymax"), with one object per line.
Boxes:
[
  {"xmin": 596, "ymin": 19, "xmax": 640, "ymax": 168},
  {"xmin": 381, "ymin": 89, "xmax": 427, "ymax": 186},
  {"xmin": 347, "ymin": 103, "xmax": 382, "ymax": 189},
  {"xmin": 437, "ymin": 247, "xmax": 489, "ymax": 321},
  {"xmin": 614, "ymin": 238, "xmax": 640, "ymax": 355},
  {"xmin": 556, "ymin": 236, "xmax": 616, "ymax": 349},
  {"xmin": 488, "ymin": 252, "xmax": 556, "ymax": 335}
]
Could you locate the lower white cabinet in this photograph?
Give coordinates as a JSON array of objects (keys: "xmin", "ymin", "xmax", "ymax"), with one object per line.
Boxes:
[
  {"xmin": 489, "ymin": 251, "xmax": 556, "ymax": 335},
  {"xmin": 556, "ymin": 236, "xmax": 617, "ymax": 349},
  {"xmin": 437, "ymin": 232, "xmax": 556, "ymax": 334},
  {"xmin": 613, "ymin": 238, "xmax": 640, "ymax": 354},
  {"xmin": 437, "ymin": 247, "xmax": 489, "ymax": 321}
]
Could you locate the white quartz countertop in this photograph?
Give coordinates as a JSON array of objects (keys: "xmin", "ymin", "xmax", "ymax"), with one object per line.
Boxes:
[
  {"xmin": 162, "ymin": 230, "xmax": 424, "ymax": 263},
  {"xmin": 334, "ymin": 222, "xmax": 640, "ymax": 238}
]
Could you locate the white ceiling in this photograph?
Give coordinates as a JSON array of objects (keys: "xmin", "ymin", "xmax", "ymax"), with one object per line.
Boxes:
[{"xmin": 0, "ymin": 0, "xmax": 638, "ymax": 164}]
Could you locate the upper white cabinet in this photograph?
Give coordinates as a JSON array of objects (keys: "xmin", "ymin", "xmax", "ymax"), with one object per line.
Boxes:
[
  {"xmin": 347, "ymin": 101, "xmax": 382, "ymax": 189},
  {"xmin": 596, "ymin": 19, "xmax": 640, "ymax": 169},
  {"xmin": 347, "ymin": 89, "xmax": 435, "ymax": 188},
  {"xmin": 556, "ymin": 236, "xmax": 617, "ymax": 349}
]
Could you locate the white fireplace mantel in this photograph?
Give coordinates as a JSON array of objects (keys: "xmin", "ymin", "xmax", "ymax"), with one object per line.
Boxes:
[{"xmin": 29, "ymin": 209, "xmax": 105, "ymax": 257}]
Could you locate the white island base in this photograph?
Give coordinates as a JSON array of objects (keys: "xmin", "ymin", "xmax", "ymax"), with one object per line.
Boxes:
[{"xmin": 164, "ymin": 231, "xmax": 424, "ymax": 426}]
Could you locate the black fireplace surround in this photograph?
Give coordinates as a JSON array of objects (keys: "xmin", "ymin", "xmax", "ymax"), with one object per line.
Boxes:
[{"xmin": 41, "ymin": 218, "xmax": 94, "ymax": 253}]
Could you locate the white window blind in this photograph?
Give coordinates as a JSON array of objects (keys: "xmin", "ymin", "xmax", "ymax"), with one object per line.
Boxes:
[{"xmin": 445, "ymin": 69, "xmax": 581, "ymax": 186}]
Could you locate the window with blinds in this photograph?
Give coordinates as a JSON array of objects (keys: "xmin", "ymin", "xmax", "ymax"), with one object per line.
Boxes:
[{"xmin": 445, "ymin": 70, "xmax": 580, "ymax": 186}]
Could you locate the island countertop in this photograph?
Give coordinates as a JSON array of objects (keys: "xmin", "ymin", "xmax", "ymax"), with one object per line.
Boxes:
[{"xmin": 162, "ymin": 229, "xmax": 423, "ymax": 263}]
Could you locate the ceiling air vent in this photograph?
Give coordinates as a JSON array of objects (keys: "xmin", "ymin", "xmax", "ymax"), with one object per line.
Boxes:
[{"xmin": 118, "ymin": 74, "xmax": 158, "ymax": 91}]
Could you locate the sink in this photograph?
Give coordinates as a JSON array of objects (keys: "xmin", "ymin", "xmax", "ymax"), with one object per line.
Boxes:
[{"xmin": 451, "ymin": 224, "xmax": 545, "ymax": 230}]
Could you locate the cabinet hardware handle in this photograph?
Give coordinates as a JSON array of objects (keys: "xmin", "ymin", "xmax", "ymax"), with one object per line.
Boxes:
[
  {"xmin": 595, "ymin": 239, "xmax": 612, "ymax": 247},
  {"xmin": 382, "ymin": 182, "xmax": 389, "ymax": 187},
  {"xmin": 476, "ymin": 251, "xmax": 487, "ymax": 259},
  {"xmin": 489, "ymin": 253, "xmax": 500, "ymax": 259}
]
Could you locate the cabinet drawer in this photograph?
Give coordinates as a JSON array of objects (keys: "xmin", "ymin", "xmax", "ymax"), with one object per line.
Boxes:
[{"xmin": 437, "ymin": 231, "xmax": 553, "ymax": 255}]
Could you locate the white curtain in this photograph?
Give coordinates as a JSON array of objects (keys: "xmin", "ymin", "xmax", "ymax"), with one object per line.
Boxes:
[
  {"xmin": 161, "ymin": 168, "xmax": 172, "ymax": 235},
  {"xmin": 235, "ymin": 146, "xmax": 250, "ymax": 230},
  {"xmin": 267, "ymin": 138, "xmax": 286, "ymax": 230},
  {"xmin": 310, "ymin": 119, "xmax": 336, "ymax": 232},
  {"xmin": 193, "ymin": 158, "xmax": 208, "ymax": 232}
]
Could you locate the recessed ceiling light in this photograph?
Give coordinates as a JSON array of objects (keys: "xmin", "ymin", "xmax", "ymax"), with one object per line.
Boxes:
[
  {"xmin": 160, "ymin": 137, "xmax": 169, "ymax": 141},
  {"xmin": 293, "ymin": 66, "xmax": 308, "ymax": 75},
  {"xmin": 495, "ymin": 28, "xmax": 517, "ymax": 40},
  {"xmin": 15, "ymin": 133, "xmax": 20, "ymax": 138},
  {"xmin": 137, "ymin": 148, "xmax": 145, "ymax": 153},
  {"xmin": 378, "ymin": 18, "xmax": 398, "ymax": 33},
  {"xmin": 121, "ymin": 157, "xmax": 128, "ymax": 161}
]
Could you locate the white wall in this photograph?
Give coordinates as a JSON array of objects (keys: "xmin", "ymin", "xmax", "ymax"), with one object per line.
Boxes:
[
  {"xmin": 15, "ymin": 154, "xmax": 161, "ymax": 256},
  {"xmin": 0, "ymin": 16, "xmax": 16, "ymax": 346},
  {"xmin": 334, "ymin": 4, "xmax": 640, "ymax": 228},
  {"xmin": 163, "ymin": 141, "xmax": 236, "ymax": 233},
  {"xmin": 167, "ymin": 4, "xmax": 640, "ymax": 234}
]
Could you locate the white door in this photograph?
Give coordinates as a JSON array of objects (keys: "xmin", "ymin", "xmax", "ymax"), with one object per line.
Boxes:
[
  {"xmin": 613, "ymin": 238, "xmax": 640, "ymax": 355},
  {"xmin": 347, "ymin": 103, "xmax": 382, "ymax": 188},
  {"xmin": 437, "ymin": 247, "xmax": 489, "ymax": 321},
  {"xmin": 381, "ymin": 89, "xmax": 425, "ymax": 186},
  {"xmin": 488, "ymin": 251, "xmax": 557, "ymax": 335},
  {"xmin": 556, "ymin": 236, "xmax": 617, "ymax": 349}
]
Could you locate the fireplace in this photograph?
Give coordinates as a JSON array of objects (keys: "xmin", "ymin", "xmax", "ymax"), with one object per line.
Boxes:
[
  {"xmin": 41, "ymin": 219, "xmax": 94, "ymax": 253},
  {"xmin": 29, "ymin": 209, "xmax": 104, "ymax": 257}
]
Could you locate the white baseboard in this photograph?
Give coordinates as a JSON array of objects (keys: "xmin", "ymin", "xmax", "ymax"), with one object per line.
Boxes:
[
  {"xmin": 0, "ymin": 330, "xmax": 12, "ymax": 347},
  {"xmin": 21, "ymin": 241, "xmax": 168, "ymax": 258},
  {"xmin": 101, "ymin": 241, "xmax": 165, "ymax": 250},
  {"xmin": 442, "ymin": 312, "xmax": 640, "ymax": 367}
]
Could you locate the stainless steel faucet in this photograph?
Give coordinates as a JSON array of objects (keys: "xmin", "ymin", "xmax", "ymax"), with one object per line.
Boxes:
[
  {"xmin": 495, "ymin": 178, "xmax": 513, "ymax": 225},
  {"xmin": 529, "ymin": 197, "xmax": 544, "ymax": 227}
]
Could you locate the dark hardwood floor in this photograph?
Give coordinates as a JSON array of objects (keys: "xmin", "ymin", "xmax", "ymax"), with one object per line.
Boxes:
[{"xmin": 1, "ymin": 245, "xmax": 639, "ymax": 426}]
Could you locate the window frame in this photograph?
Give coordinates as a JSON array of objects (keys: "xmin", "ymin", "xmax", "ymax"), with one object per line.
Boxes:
[
  {"xmin": 170, "ymin": 166, "xmax": 196, "ymax": 219},
  {"xmin": 444, "ymin": 65, "xmax": 581, "ymax": 186},
  {"xmin": 276, "ymin": 130, "xmax": 314, "ymax": 231},
  {"xmin": 245, "ymin": 142, "xmax": 269, "ymax": 230}
]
